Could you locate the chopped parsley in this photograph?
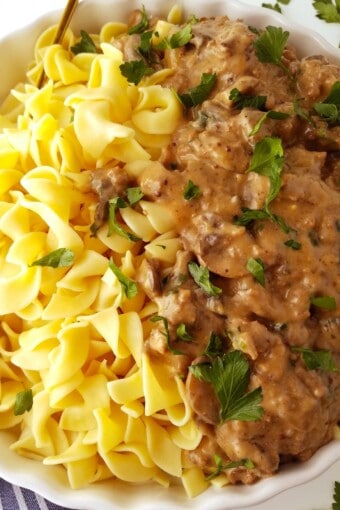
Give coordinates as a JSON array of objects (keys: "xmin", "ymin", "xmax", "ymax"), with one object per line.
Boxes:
[
  {"xmin": 156, "ymin": 23, "xmax": 193, "ymax": 49},
  {"xmin": 14, "ymin": 389, "xmax": 33, "ymax": 416},
  {"xmin": 312, "ymin": 0, "xmax": 340, "ymax": 22},
  {"xmin": 292, "ymin": 346, "xmax": 339, "ymax": 372},
  {"xmin": 70, "ymin": 30, "xmax": 98, "ymax": 55},
  {"xmin": 188, "ymin": 261, "xmax": 222, "ymax": 296},
  {"xmin": 137, "ymin": 30, "xmax": 153, "ymax": 60},
  {"xmin": 246, "ymin": 257, "xmax": 266, "ymax": 286},
  {"xmin": 247, "ymin": 136, "xmax": 284, "ymax": 212},
  {"xmin": 284, "ymin": 238, "xmax": 301, "ymax": 250},
  {"xmin": 204, "ymin": 332, "xmax": 224, "ymax": 358},
  {"xmin": 183, "ymin": 180, "xmax": 201, "ymax": 200},
  {"xmin": 179, "ymin": 73, "xmax": 217, "ymax": 108},
  {"xmin": 150, "ymin": 315, "xmax": 183, "ymax": 354},
  {"xmin": 108, "ymin": 258, "xmax": 138, "ymax": 299},
  {"xmin": 313, "ymin": 81, "xmax": 340, "ymax": 124},
  {"xmin": 207, "ymin": 454, "xmax": 255, "ymax": 480},
  {"xmin": 310, "ymin": 295, "xmax": 336, "ymax": 310},
  {"xmin": 107, "ymin": 197, "xmax": 141, "ymax": 242},
  {"xmin": 128, "ymin": 5, "xmax": 149, "ymax": 34},
  {"xmin": 176, "ymin": 323, "xmax": 193, "ymax": 341},
  {"xmin": 253, "ymin": 26, "xmax": 293, "ymax": 80},
  {"xmin": 126, "ymin": 186, "xmax": 144, "ymax": 206},
  {"xmin": 119, "ymin": 60, "xmax": 153, "ymax": 85},
  {"xmin": 262, "ymin": 3, "xmax": 282, "ymax": 13},
  {"xmin": 249, "ymin": 110, "xmax": 290, "ymax": 135},
  {"xmin": 229, "ymin": 88, "xmax": 267, "ymax": 110},
  {"xmin": 293, "ymin": 98, "xmax": 315, "ymax": 125},
  {"xmin": 189, "ymin": 350, "xmax": 264, "ymax": 422},
  {"xmin": 333, "ymin": 481, "xmax": 340, "ymax": 509},
  {"xmin": 30, "ymin": 248, "xmax": 74, "ymax": 268}
]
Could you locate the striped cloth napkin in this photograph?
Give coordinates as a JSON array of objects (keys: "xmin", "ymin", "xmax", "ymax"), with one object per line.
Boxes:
[{"xmin": 0, "ymin": 478, "xmax": 70, "ymax": 510}]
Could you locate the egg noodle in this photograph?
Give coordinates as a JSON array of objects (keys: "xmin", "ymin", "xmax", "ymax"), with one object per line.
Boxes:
[{"xmin": 0, "ymin": 5, "xmax": 215, "ymax": 497}]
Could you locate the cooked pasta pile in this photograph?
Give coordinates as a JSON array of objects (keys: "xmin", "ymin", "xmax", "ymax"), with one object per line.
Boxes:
[{"xmin": 0, "ymin": 6, "xmax": 210, "ymax": 497}]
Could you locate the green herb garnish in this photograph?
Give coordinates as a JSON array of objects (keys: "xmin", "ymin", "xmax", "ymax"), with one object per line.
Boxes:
[
  {"xmin": 293, "ymin": 98, "xmax": 315, "ymax": 124},
  {"xmin": 292, "ymin": 346, "xmax": 338, "ymax": 372},
  {"xmin": 71, "ymin": 30, "xmax": 98, "ymax": 55},
  {"xmin": 250, "ymin": 110, "xmax": 290, "ymax": 135},
  {"xmin": 119, "ymin": 60, "xmax": 153, "ymax": 85},
  {"xmin": 207, "ymin": 454, "xmax": 254, "ymax": 480},
  {"xmin": 253, "ymin": 26, "xmax": 293, "ymax": 80},
  {"xmin": 150, "ymin": 315, "xmax": 183, "ymax": 354},
  {"xmin": 204, "ymin": 332, "xmax": 224, "ymax": 358},
  {"xmin": 108, "ymin": 258, "xmax": 138, "ymax": 299},
  {"xmin": 247, "ymin": 136, "xmax": 284, "ymax": 212},
  {"xmin": 188, "ymin": 261, "xmax": 222, "ymax": 296},
  {"xmin": 14, "ymin": 389, "xmax": 33, "ymax": 416},
  {"xmin": 229, "ymin": 88, "xmax": 267, "ymax": 110},
  {"xmin": 30, "ymin": 248, "xmax": 74, "ymax": 268},
  {"xmin": 284, "ymin": 239, "xmax": 301, "ymax": 250},
  {"xmin": 189, "ymin": 350, "xmax": 264, "ymax": 422},
  {"xmin": 179, "ymin": 73, "xmax": 217, "ymax": 108},
  {"xmin": 128, "ymin": 5, "xmax": 149, "ymax": 34},
  {"xmin": 107, "ymin": 197, "xmax": 141, "ymax": 241},
  {"xmin": 313, "ymin": 81, "xmax": 340, "ymax": 124},
  {"xmin": 126, "ymin": 186, "xmax": 144, "ymax": 205},
  {"xmin": 262, "ymin": 3, "xmax": 282, "ymax": 13},
  {"xmin": 246, "ymin": 257, "xmax": 265, "ymax": 286},
  {"xmin": 333, "ymin": 481, "xmax": 340, "ymax": 509},
  {"xmin": 176, "ymin": 323, "xmax": 193, "ymax": 341},
  {"xmin": 156, "ymin": 23, "xmax": 193, "ymax": 49},
  {"xmin": 312, "ymin": 0, "xmax": 340, "ymax": 22},
  {"xmin": 183, "ymin": 180, "xmax": 201, "ymax": 200},
  {"xmin": 234, "ymin": 207, "xmax": 290, "ymax": 234},
  {"xmin": 310, "ymin": 295, "xmax": 336, "ymax": 310}
]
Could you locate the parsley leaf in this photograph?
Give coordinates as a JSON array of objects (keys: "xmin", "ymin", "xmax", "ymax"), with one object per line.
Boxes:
[
  {"xmin": 176, "ymin": 323, "xmax": 193, "ymax": 341},
  {"xmin": 128, "ymin": 5, "xmax": 149, "ymax": 34},
  {"xmin": 107, "ymin": 197, "xmax": 141, "ymax": 242},
  {"xmin": 284, "ymin": 239, "xmax": 301, "ymax": 250},
  {"xmin": 204, "ymin": 332, "xmax": 224, "ymax": 358},
  {"xmin": 108, "ymin": 258, "xmax": 138, "ymax": 299},
  {"xmin": 246, "ymin": 257, "xmax": 266, "ymax": 286},
  {"xmin": 126, "ymin": 186, "xmax": 144, "ymax": 205},
  {"xmin": 156, "ymin": 23, "xmax": 193, "ymax": 49},
  {"xmin": 30, "ymin": 248, "xmax": 74, "ymax": 268},
  {"xmin": 183, "ymin": 180, "xmax": 201, "ymax": 200},
  {"xmin": 207, "ymin": 454, "xmax": 255, "ymax": 480},
  {"xmin": 179, "ymin": 73, "xmax": 217, "ymax": 108},
  {"xmin": 247, "ymin": 136, "xmax": 284, "ymax": 212},
  {"xmin": 310, "ymin": 295, "xmax": 336, "ymax": 310},
  {"xmin": 14, "ymin": 389, "xmax": 33, "ymax": 416},
  {"xmin": 292, "ymin": 346, "xmax": 339, "ymax": 372},
  {"xmin": 71, "ymin": 30, "xmax": 98, "ymax": 55},
  {"xmin": 262, "ymin": 2, "xmax": 282, "ymax": 13},
  {"xmin": 150, "ymin": 315, "xmax": 183, "ymax": 354},
  {"xmin": 333, "ymin": 481, "xmax": 340, "ymax": 510},
  {"xmin": 119, "ymin": 60, "xmax": 153, "ymax": 85},
  {"xmin": 188, "ymin": 261, "xmax": 222, "ymax": 296},
  {"xmin": 189, "ymin": 350, "xmax": 264, "ymax": 422},
  {"xmin": 293, "ymin": 98, "xmax": 315, "ymax": 125},
  {"xmin": 229, "ymin": 88, "xmax": 267, "ymax": 110},
  {"xmin": 313, "ymin": 1, "xmax": 340, "ymax": 22},
  {"xmin": 234, "ymin": 207, "xmax": 291, "ymax": 234},
  {"xmin": 253, "ymin": 26, "xmax": 293, "ymax": 80},
  {"xmin": 138, "ymin": 30, "xmax": 153, "ymax": 60},
  {"xmin": 249, "ymin": 110, "xmax": 290, "ymax": 135},
  {"xmin": 313, "ymin": 81, "xmax": 340, "ymax": 124}
]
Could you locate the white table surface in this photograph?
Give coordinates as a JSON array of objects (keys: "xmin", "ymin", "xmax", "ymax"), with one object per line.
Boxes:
[{"xmin": 0, "ymin": 1, "xmax": 339, "ymax": 510}]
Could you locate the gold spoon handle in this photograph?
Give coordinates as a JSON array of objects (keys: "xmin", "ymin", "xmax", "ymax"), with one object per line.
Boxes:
[{"xmin": 37, "ymin": 0, "xmax": 79, "ymax": 87}]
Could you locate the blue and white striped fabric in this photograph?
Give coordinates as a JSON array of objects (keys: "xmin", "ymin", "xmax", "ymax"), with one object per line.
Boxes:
[{"xmin": 0, "ymin": 479, "xmax": 71, "ymax": 510}]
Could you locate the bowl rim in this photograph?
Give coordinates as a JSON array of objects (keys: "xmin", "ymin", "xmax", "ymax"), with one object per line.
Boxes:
[{"xmin": 0, "ymin": 1, "xmax": 339, "ymax": 509}]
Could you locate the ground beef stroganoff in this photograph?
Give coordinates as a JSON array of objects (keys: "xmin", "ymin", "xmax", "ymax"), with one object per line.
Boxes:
[{"xmin": 94, "ymin": 8, "xmax": 340, "ymax": 484}]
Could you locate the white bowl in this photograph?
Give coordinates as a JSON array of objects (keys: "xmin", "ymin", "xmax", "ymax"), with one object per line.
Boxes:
[{"xmin": 0, "ymin": 1, "xmax": 339, "ymax": 509}]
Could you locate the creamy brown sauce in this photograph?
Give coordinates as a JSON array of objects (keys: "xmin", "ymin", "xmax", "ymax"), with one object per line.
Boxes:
[{"xmin": 93, "ymin": 14, "xmax": 340, "ymax": 484}]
